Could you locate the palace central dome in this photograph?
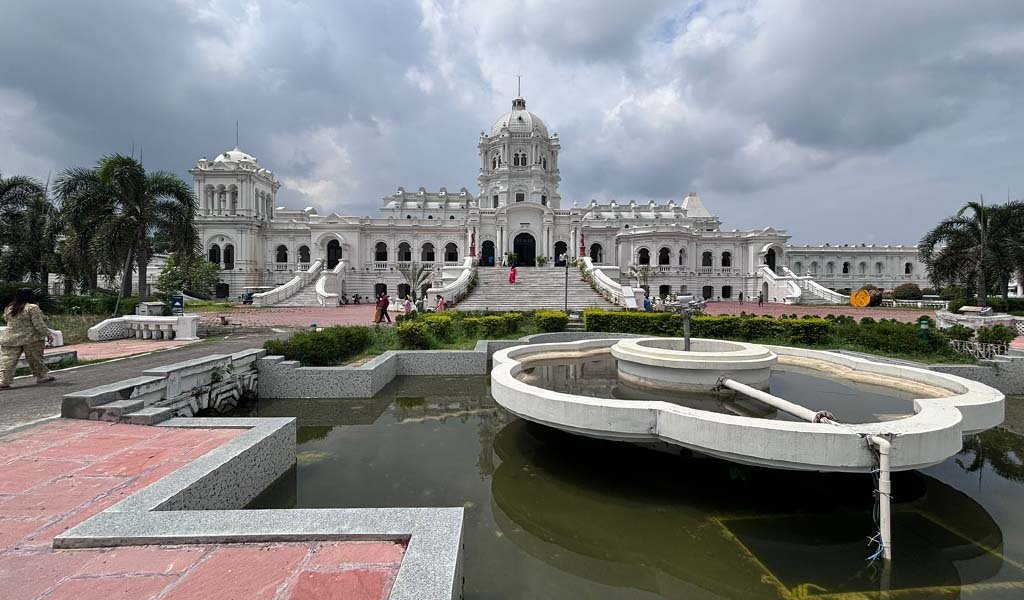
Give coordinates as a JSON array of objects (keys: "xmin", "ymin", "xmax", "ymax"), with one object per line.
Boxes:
[{"xmin": 490, "ymin": 97, "xmax": 549, "ymax": 137}]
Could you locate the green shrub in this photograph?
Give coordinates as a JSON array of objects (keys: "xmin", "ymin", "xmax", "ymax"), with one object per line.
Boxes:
[
  {"xmin": 503, "ymin": 312, "xmax": 524, "ymax": 333},
  {"xmin": 976, "ymin": 325, "xmax": 1016, "ymax": 346},
  {"xmin": 943, "ymin": 324, "xmax": 974, "ymax": 342},
  {"xmin": 420, "ymin": 315, "xmax": 454, "ymax": 341},
  {"xmin": 582, "ymin": 309, "xmax": 831, "ymax": 345},
  {"xmin": 396, "ymin": 321, "xmax": 433, "ymax": 349},
  {"xmin": 262, "ymin": 326, "xmax": 372, "ymax": 366},
  {"xmin": 534, "ymin": 310, "xmax": 568, "ymax": 332},
  {"xmin": 463, "ymin": 315, "xmax": 513, "ymax": 338},
  {"xmin": 893, "ymin": 283, "xmax": 923, "ymax": 300}
]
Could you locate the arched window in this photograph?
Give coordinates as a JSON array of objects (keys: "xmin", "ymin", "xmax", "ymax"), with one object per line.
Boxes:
[
  {"xmin": 810, "ymin": 261, "xmax": 819, "ymax": 274},
  {"xmin": 542, "ymin": 157, "xmax": 547, "ymax": 169},
  {"xmin": 541, "ymin": 195, "xmax": 547, "ymax": 206},
  {"xmin": 223, "ymin": 244, "xmax": 234, "ymax": 270},
  {"xmin": 515, "ymin": 192, "xmax": 525, "ymax": 203},
  {"xmin": 722, "ymin": 285, "xmax": 733, "ymax": 299},
  {"xmin": 298, "ymin": 246, "xmax": 310, "ymax": 263},
  {"xmin": 374, "ymin": 242, "xmax": 388, "ymax": 262},
  {"xmin": 398, "ymin": 242, "xmax": 412, "ymax": 262},
  {"xmin": 658, "ymin": 247, "xmax": 671, "ymax": 265},
  {"xmin": 904, "ymin": 262, "xmax": 913, "ymax": 275},
  {"xmin": 701, "ymin": 251, "xmax": 713, "ymax": 267},
  {"xmin": 327, "ymin": 240, "xmax": 342, "ymax": 269},
  {"xmin": 275, "ymin": 245, "xmax": 288, "ymax": 263},
  {"xmin": 721, "ymin": 251, "xmax": 732, "ymax": 268},
  {"xmin": 513, "ymin": 154, "xmax": 519, "ymax": 167},
  {"xmin": 421, "ymin": 243, "xmax": 435, "ymax": 262},
  {"xmin": 229, "ymin": 188, "xmax": 238, "ymax": 214},
  {"xmin": 445, "ymin": 242, "xmax": 458, "ymax": 262},
  {"xmin": 406, "ymin": 215, "xmax": 412, "ymax": 219},
  {"xmin": 859, "ymin": 262, "xmax": 867, "ymax": 274},
  {"xmin": 428, "ymin": 215, "xmax": 433, "ymax": 219},
  {"xmin": 449, "ymin": 215, "xmax": 455, "ymax": 220},
  {"xmin": 876, "ymin": 261, "xmax": 884, "ymax": 274},
  {"xmin": 208, "ymin": 244, "xmax": 221, "ymax": 264},
  {"xmin": 826, "ymin": 262, "xmax": 835, "ymax": 274},
  {"xmin": 678, "ymin": 249, "xmax": 687, "ymax": 266},
  {"xmin": 492, "ymin": 156, "xmax": 498, "ymax": 169},
  {"xmin": 794, "ymin": 261, "xmax": 803, "ymax": 274},
  {"xmin": 637, "ymin": 248, "xmax": 650, "ymax": 265},
  {"xmin": 266, "ymin": 196, "xmax": 273, "ymax": 218},
  {"xmin": 842, "ymin": 261, "xmax": 850, "ymax": 274}
]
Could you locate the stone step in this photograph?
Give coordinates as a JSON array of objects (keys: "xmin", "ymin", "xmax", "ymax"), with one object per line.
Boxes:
[
  {"xmin": 91, "ymin": 399, "xmax": 146, "ymax": 422},
  {"xmin": 120, "ymin": 406, "xmax": 176, "ymax": 426}
]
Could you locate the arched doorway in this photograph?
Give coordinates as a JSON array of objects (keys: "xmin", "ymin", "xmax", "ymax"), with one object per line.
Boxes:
[
  {"xmin": 762, "ymin": 281, "xmax": 769, "ymax": 301},
  {"xmin": 590, "ymin": 243, "xmax": 603, "ymax": 263},
  {"xmin": 702, "ymin": 285, "xmax": 713, "ymax": 300},
  {"xmin": 374, "ymin": 283, "xmax": 388, "ymax": 297},
  {"xmin": 765, "ymin": 248, "xmax": 777, "ymax": 272},
  {"xmin": 481, "ymin": 241, "xmax": 495, "ymax": 267},
  {"xmin": 513, "ymin": 232, "xmax": 536, "ymax": 266},
  {"xmin": 327, "ymin": 240, "xmax": 342, "ymax": 269},
  {"xmin": 215, "ymin": 282, "xmax": 229, "ymax": 298},
  {"xmin": 637, "ymin": 248, "xmax": 650, "ymax": 265},
  {"xmin": 554, "ymin": 241, "xmax": 568, "ymax": 266}
]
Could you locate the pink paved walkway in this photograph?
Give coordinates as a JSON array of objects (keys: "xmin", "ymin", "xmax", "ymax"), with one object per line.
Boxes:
[
  {"xmin": 0, "ymin": 420, "xmax": 404, "ymax": 600},
  {"xmin": 200, "ymin": 305, "xmax": 378, "ymax": 328},
  {"xmin": 702, "ymin": 301, "xmax": 935, "ymax": 323},
  {"xmin": 48, "ymin": 339, "xmax": 198, "ymax": 362}
]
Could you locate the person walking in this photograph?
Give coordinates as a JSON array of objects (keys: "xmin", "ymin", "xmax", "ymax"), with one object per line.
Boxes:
[
  {"xmin": 508, "ymin": 265, "xmax": 518, "ymax": 285},
  {"xmin": 738, "ymin": 291, "xmax": 744, "ymax": 304},
  {"xmin": 1, "ymin": 288, "xmax": 56, "ymax": 390},
  {"xmin": 435, "ymin": 295, "xmax": 446, "ymax": 312},
  {"xmin": 402, "ymin": 295, "xmax": 415, "ymax": 316},
  {"xmin": 643, "ymin": 294, "xmax": 653, "ymax": 312},
  {"xmin": 375, "ymin": 293, "xmax": 392, "ymax": 324},
  {"xmin": 372, "ymin": 293, "xmax": 383, "ymax": 324},
  {"xmin": 757, "ymin": 292, "xmax": 763, "ymax": 307}
]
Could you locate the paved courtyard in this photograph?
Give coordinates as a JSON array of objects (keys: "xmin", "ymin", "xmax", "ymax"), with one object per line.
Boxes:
[
  {"xmin": 703, "ymin": 300, "xmax": 935, "ymax": 323},
  {"xmin": 199, "ymin": 305, "xmax": 378, "ymax": 328},
  {"xmin": 0, "ymin": 419, "xmax": 404, "ymax": 600}
]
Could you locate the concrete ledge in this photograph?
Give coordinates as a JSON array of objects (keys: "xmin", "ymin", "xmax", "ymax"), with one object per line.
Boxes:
[
  {"xmin": 258, "ymin": 331, "xmax": 638, "ymax": 399},
  {"xmin": 54, "ymin": 417, "xmax": 464, "ymax": 600}
]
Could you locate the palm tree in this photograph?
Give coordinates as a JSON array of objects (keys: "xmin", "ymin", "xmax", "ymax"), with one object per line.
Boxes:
[
  {"xmin": 919, "ymin": 198, "xmax": 1024, "ymax": 307},
  {"xmin": 0, "ymin": 173, "xmax": 47, "ymax": 282},
  {"xmin": 54, "ymin": 155, "xmax": 199, "ymax": 300},
  {"xmin": 398, "ymin": 262, "xmax": 434, "ymax": 301},
  {"xmin": 627, "ymin": 263, "xmax": 659, "ymax": 292}
]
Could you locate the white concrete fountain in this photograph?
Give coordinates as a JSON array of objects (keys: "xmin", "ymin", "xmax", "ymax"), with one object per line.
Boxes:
[{"xmin": 611, "ymin": 338, "xmax": 776, "ymax": 392}]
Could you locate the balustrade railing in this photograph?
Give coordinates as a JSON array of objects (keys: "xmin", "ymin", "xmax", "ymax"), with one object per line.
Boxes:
[{"xmin": 950, "ymin": 339, "xmax": 1008, "ymax": 360}]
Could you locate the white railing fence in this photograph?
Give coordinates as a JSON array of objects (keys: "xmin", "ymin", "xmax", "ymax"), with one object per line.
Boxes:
[
  {"xmin": 950, "ymin": 340, "xmax": 1009, "ymax": 360},
  {"xmin": 580, "ymin": 257, "xmax": 637, "ymax": 308},
  {"xmin": 780, "ymin": 267, "xmax": 849, "ymax": 305},
  {"xmin": 253, "ymin": 259, "xmax": 323, "ymax": 307},
  {"xmin": 758, "ymin": 266, "xmax": 802, "ymax": 304},
  {"xmin": 315, "ymin": 260, "xmax": 348, "ymax": 306},
  {"xmin": 426, "ymin": 257, "xmax": 477, "ymax": 305}
]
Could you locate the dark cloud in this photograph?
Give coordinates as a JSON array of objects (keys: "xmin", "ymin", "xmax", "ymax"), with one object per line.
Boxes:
[{"xmin": 1, "ymin": 0, "xmax": 1022, "ymax": 243}]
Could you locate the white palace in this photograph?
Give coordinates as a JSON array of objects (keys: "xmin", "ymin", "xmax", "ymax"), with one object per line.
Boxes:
[{"xmin": 191, "ymin": 93, "xmax": 929, "ymax": 307}]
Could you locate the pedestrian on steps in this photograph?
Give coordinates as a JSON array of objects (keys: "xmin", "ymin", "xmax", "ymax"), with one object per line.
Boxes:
[
  {"xmin": 508, "ymin": 265, "xmax": 517, "ymax": 285},
  {"xmin": 0, "ymin": 288, "xmax": 56, "ymax": 390}
]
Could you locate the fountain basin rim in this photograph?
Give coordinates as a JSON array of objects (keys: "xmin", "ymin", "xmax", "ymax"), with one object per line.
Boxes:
[{"xmin": 490, "ymin": 338, "xmax": 1005, "ymax": 472}]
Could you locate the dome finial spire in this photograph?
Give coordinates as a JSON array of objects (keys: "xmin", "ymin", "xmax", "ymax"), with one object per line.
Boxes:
[{"xmin": 512, "ymin": 71, "xmax": 526, "ymax": 110}]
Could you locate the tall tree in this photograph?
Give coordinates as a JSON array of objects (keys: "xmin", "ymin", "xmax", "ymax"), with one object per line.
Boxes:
[
  {"xmin": 0, "ymin": 173, "xmax": 47, "ymax": 282},
  {"xmin": 920, "ymin": 198, "xmax": 1024, "ymax": 307},
  {"xmin": 54, "ymin": 155, "xmax": 199, "ymax": 300}
]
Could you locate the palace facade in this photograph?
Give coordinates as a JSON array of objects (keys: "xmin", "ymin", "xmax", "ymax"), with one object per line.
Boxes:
[{"xmin": 191, "ymin": 94, "xmax": 930, "ymax": 304}]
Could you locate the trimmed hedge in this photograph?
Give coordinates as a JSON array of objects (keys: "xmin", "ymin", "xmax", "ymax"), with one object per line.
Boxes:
[
  {"xmin": 893, "ymin": 283, "xmax": 923, "ymax": 300},
  {"xmin": 420, "ymin": 314, "xmax": 454, "ymax": 341},
  {"xmin": 463, "ymin": 312, "xmax": 523, "ymax": 338},
  {"xmin": 976, "ymin": 325, "xmax": 1017, "ymax": 346},
  {"xmin": 582, "ymin": 309, "xmax": 959, "ymax": 354},
  {"xmin": 534, "ymin": 310, "xmax": 568, "ymax": 333},
  {"xmin": 263, "ymin": 326, "xmax": 372, "ymax": 366},
  {"xmin": 396, "ymin": 321, "xmax": 432, "ymax": 349}
]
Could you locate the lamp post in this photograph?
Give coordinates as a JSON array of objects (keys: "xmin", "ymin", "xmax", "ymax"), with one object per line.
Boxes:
[{"xmin": 563, "ymin": 253, "xmax": 569, "ymax": 313}]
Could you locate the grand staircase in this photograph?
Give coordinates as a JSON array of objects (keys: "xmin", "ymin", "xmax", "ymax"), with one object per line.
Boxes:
[
  {"xmin": 270, "ymin": 280, "xmax": 321, "ymax": 307},
  {"xmin": 455, "ymin": 266, "xmax": 617, "ymax": 312}
]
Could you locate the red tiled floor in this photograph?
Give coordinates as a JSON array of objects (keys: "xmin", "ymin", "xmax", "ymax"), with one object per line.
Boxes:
[
  {"xmin": 289, "ymin": 569, "xmax": 395, "ymax": 600},
  {"xmin": 310, "ymin": 541, "xmax": 405, "ymax": 566},
  {"xmin": 162, "ymin": 545, "xmax": 308, "ymax": 600},
  {"xmin": 0, "ymin": 420, "xmax": 405, "ymax": 599},
  {"xmin": 703, "ymin": 300, "xmax": 935, "ymax": 323},
  {"xmin": 43, "ymin": 574, "xmax": 176, "ymax": 600},
  {"xmin": 50, "ymin": 339, "xmax": 197, "ymax": 362}
]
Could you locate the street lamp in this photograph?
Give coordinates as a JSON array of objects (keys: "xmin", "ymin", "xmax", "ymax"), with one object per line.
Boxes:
[{"xmin": 563, "ymin": 253, "xmax": 569, "ymax": 313}]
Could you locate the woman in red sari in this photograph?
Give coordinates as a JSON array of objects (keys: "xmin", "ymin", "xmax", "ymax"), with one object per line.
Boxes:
[{"xmin": 508, "ymin": 265, "xmax": 517, "ymax": 284}]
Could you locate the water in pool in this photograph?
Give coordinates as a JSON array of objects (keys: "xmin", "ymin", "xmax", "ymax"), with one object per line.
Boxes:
[
  {"xmin": 514, "ymin": 353, "xmax": 921, "ymax": 424},
  {"xmin": 230, "ymin": 376, "xmax": 1024, "ymax": 599}
]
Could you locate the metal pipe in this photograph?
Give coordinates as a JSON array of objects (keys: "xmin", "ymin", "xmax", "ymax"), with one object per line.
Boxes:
[
  {"xmin": 717, "ymin": 377, "xmax": 837, "ymax": 424},
  {"xmin": 868, "ymin": 435, "xmax": 893, "ymax": 562},
  {"xmin": 720, "ymin": 376, "xmax": 892, "ymax": 563}
]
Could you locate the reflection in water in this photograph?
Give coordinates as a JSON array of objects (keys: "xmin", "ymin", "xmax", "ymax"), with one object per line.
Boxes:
[
  {"xmin": 516, "ymin": 353, "xmax": 919, "ymax": 424},
  {"xmin": 234, "ymin": 376, "xmax": 1024, "ymax": 599}
]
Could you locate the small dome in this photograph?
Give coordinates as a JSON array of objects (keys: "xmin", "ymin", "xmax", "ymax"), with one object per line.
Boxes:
[
  {"xmin": 214, "ymin": 147, "xmax": 257, "ymax": 164},
  {"xmin": 490, "ymin": 97, "xmax": 549, "ymax": 137}
]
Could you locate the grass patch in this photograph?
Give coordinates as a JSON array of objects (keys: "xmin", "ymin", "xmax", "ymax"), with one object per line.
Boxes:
[{"xmin": 42, "ymin": 314, "xmax": 108, "ymax": 345}]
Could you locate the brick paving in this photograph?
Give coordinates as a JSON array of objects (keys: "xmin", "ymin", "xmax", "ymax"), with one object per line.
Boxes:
[
  {"xmin": 702, "ymin": 300, "xmax": 935, "ymax": 323},
  {"xmin": 199, "ymin": 305, "xmax": 379, "ymax": 328},
  {"xmin": 0, "ymin": 419, "xmax": 404, "ymax": 600},
  {"xmin": 48, "ymin": 339, "xmax": 198, "ymax": 363}
]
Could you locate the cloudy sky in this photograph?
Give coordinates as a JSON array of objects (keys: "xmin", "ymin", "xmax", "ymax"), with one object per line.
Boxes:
[{"xmin": 2, "ymin": 0, "xmax": 1022, "ymax": 244}]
